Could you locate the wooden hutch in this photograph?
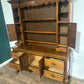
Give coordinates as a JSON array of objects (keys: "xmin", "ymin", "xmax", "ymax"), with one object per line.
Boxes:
[{"xmin": 8, "ymin": 0, "xmax": 77, "ymax": 84}]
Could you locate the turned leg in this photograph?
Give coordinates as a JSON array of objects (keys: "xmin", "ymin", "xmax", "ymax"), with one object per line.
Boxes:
[
  {"xmin": 16, "ymin": 70, "xmax": 19, "ymax": 73},
  {"xmin": 64, "ymin": 59, "xmax": 68, "ymax": 84}
]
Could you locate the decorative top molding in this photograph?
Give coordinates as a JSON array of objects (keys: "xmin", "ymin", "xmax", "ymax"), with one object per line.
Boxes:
[{"xmin": 8, "ymin": 0, "xmax": 71, "ymax": 8}]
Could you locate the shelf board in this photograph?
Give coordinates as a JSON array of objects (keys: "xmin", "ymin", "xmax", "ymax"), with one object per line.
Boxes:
[
  {"xmin": 58, "ymin": 44, "xmax": 67, "ymax": 48},
  {"xmin": 24, "ymin": 31, "xmax": 57, "ymax": 34},
  {"xmin": 58, "ymin": 33, "xmax": 68, "ymax": 36},
  {"xmin": 22, "ymin": 18, "xmax": 56, "ymax": 22},
  {"xmin": 15, "ymin": 22, "xmax": 20, "ymax": 24},
  {"xmin": 26, "ymin": 40, "xmax": 57, "ymax": 45},
  {"xmin": 58, "ymin": 21, "xmax": 69, "ymax": 23},
  {"xmin": 18, "ymin": 40, "xmax": 23, "ymax": 42},
  {"xmin": 14, "ymin": 15, "xmax": 19, "ymax": 18},
  {"xmin": 58, "ymin": 12, "xmax": 68, "ymax": 14}
]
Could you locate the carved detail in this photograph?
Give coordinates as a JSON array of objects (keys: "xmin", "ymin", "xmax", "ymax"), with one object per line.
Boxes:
[{"xmin": 10, "ymin": 0, "xmax": 71, "ymax": 8}]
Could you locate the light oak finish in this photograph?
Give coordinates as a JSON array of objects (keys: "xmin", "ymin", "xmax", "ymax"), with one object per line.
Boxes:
[
  {"xmin": 22, "ymin": 18, "xmax": 56, "ymax": 22},
  {"xmin": 9, "ymin": 59, "xmax": 21, "ymax": 70},
  {"xmin": 44, "ymin": 58, "xmax": 64, "ymax": 71},
  {"xmin": 24, "ymin": 31, "xmax": 57, "ymax": 34},
  {"xmin": 28, "ymin": 66, "xmax": 39, "ymax": 73},
  {"xmin": 10, "ymin": 51, "xmax": 24, "ymax": 59},
  {"xmin": 44, "ymin": 70, "xmax": 64, "ymax": 82},
  {"xmin": 8, "ymin": 0, "xmax": 77, "ymax": 84},
  {"xmin": 26, "ymin": 40, "xmax": 57, "ymax": 45}
]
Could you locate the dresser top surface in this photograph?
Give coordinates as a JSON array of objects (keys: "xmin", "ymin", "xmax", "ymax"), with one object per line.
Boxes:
[{"xmin": 12, "ymin": 44, "xmax": 71, "ymax": 60}]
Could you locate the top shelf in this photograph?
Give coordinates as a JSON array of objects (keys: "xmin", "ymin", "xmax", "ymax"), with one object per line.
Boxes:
[{"xmin": 22, "ymin": 18, "xmax": 56, "ymax": 22}]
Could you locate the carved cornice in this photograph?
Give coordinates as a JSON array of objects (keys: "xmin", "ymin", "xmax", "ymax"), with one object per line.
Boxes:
[{"xmin": 8, "ymin": 0, "xmax": 71, "ymax": 8}]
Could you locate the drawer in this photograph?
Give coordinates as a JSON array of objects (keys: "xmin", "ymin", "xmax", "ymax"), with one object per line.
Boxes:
[
  {"xmin": 44, "ymin": 70, "xmax": 64, "ymax": 82},
  {"xmin": 15, "ymin": 42, "xmax": 23, "ymax": 47},
  {"xmin": 9, "ymin": 59, "xmax": 21, "ymax": 70},
  {"xmin": 44, "ymin": 58, "xmax": 64, "ymax": 71},
  {"xmin": 10, "ymin": 51, "xmax": 24, "ymax": 59},
  {"xmin": 56, "ymin": 48, "xmax": 67, "ymax": 53},
  {"xmin": 28, "ymin": 66, "xmax": 39, "ymax": 73}
]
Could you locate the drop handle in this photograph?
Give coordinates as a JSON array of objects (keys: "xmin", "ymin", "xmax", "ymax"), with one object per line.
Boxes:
[
  {"xmin": 51, "ymin": 75, "xmax": 55, "ymax": 77},
  {"xmin": 14, "ymin": 66, "xmax": 16, "ymax": 68},
  {"xmin": 15, "ymin": 55, "xmax": 18, "ymax": 57},
  {"xmin": 51, "ymin": 63, "xmax": 56, "ymax": 65}
]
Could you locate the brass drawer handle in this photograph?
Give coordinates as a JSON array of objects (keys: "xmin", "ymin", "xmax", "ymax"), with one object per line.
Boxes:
[
  {"xmin": 15, "ymin": 55, "xmax": 18, "ymax": 57},
  {"xmin": 51, "ymin": 75, "xmax": 55, "ymax": 77},
  {"xmin": 51, "ymin": 63, "xmax": 56, "ymax": 65},
  {"xmin": 14, "ymin": 66, "xmax": 16, "ymax": 68}
]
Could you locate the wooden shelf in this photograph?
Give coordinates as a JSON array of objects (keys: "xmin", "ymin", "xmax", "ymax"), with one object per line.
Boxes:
[
  {"xmin": 58, "ymin": 44, "xmax": 67, "ymax": 48},
  {"xmin": 24, "ymin": 31, "xmax": 57, "ymax": 34},
  {"xmin": 18, "ymin": 40, "xmax": 23, "ymax": 42},
  {"xmin": 58, "ymin": 12, "xmax": 68, "ymax": 14},
  {"xmin": 15, "ymin": 22, "xmax": 20, "ymax": 24},
  {"xmin": 58, "ymin": 21, "xmax": 69, "ymax": 23},
  {"xmin": 58, "ymin": 33, "xmax": 68, "ymax": 36},
  {"xmin": 22, "ymin": 18, "xmax": 56, "ymax": 22},
  {"xmin": 14, "ymin": 15, "xmax": 19, "ymax": 18},
  {"xmin": 26, "ymin": 40, "xmax": 57, "ymax": 45}
]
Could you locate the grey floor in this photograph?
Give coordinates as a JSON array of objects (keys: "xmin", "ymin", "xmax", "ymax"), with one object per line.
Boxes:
[{"xmin": 0, "ymin": 64, "xmax": 84, "ymax": 84}]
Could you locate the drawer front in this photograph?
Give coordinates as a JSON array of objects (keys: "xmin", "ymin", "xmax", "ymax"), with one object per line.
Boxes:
[
  {"xmin": 56, "ymin": 48, "xmax": 67, "ymax": 53},
  {"xmin": 10, "ymin": 52, "xmax": 23, "ymax": 59},
  {"xmin": 28, "ymin": 66, "xmax": 39, "ymax": 73},
  {"xmin": 15, "ymin": 42, "xmax": 23, "ymax": 47},
  {"xmin": 44, "ymin": 70, "xmax": 64, "ymax": 82},
  {"xmin": 44, "ymin": 58, "xmax": 64, "ymax": 71},
  {"xmin": 9, "ymin": 62, "xmax": 21, "ymax": 70}
]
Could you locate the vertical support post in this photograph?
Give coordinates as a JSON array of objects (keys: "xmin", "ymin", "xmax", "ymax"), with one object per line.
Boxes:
[
  {"xmin": 64, "ymin": 58, "xmax": 68, "ymax": 84},
  {"xmin": 56, "ymin": 2, "xmax": 59, "ymax": 50},
  {"xmin": 68, "ymin": 1, "xmax": 71, "ymax": 22},
  {"xmin": 18, "ymin": 8, "xmax": 26, "ymax": 48}
]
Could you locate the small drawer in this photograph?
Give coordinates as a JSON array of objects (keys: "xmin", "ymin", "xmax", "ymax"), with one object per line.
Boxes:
[
  {"xmin": 28, "ymin": 66, "xmax": 39, "ymax": 73},
  {"xmin": 44, "ymin": 70, "xmax": 64, "ymax": 82},
  {"xmin": 9, "ymin": 59, "xmax": 21, "ymax": 70},
  {"xmin": 44, "ymin": 58, "xmax": 64, "ymax": 71},
  {"xmin": 15, "ymin": 42, "xmax": 23, "ymax": 47},
  {"xmin": 10, "ymin": 51, "xmax": 24, "ymax": 59},
  {"xmin": 56, "ymin": 48, "xmax": 67, "ymax": 52}
]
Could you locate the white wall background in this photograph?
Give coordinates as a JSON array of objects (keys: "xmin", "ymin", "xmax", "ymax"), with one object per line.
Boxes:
[{"xmin": 1, "ymin": 0, "xmax": 84, "ymax": 79}]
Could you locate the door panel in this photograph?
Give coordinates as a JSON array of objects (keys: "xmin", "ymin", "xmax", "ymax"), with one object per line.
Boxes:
[
  {"xmin": 67, "ymin": 23, "xmax": 77, "ymax": 48},
  {"xmin": 19, "ymin": 54, "xmax": 28, "ymax": 70},
  {"xmin": 7, "ymin": 24, "xmax": 17, "ymax": 41},
  {"xmin": 39, "ymin": 57, "xmax": 44, "ymax": 78}
]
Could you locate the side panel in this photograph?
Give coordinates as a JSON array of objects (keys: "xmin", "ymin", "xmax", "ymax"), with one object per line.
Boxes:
[
  {"xmin": 67, "ymin": 23, "xmax": 77, "ymax": 48},
  {"xmin": 19, "ymin": 54, "xmax": 28, "ymax": 70},
  {"xmin": 39, "ymin": 57, "xmax": 44, "ymax": 78},
  {"xmin": 7, "ymin": 24, "xmax": 17, "ymax": 41}
]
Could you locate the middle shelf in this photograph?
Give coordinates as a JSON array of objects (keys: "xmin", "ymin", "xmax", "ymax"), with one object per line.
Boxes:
[
  {"xmin": 26, "ymin": 40, "xmax": 57, "ymax": 45},
  {"xmin": 24, "ymin": 31, "xmax": 57, "ymax": 34},
  {"xmin": 22, "ymin": 18, "xmax": 56, "ymax": 22}
]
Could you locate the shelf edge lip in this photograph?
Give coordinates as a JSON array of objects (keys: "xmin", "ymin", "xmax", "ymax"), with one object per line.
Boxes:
[{"xmin": 22, "ymin": 18, "xmax": 56, "ymax": 22}]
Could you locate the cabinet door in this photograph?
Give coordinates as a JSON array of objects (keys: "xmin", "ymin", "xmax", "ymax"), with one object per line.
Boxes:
[
  {"xmin": 19, "ymin": 54, "xmax": 28, "ymax": 70},
  {"xmin": 39, "ymin": 57, "xmax": 44, "ymax": 78},
  {"xmin": 7, "ymin": 24, "xmax": 17, "ymax": 41},
  {"xmin": 67, "ymin": 23, "xmax": 77, "ymax": 49}
]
